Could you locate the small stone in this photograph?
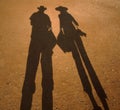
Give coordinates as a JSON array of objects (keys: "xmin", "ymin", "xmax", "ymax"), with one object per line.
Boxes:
[
  {"xmin": 111, "ymin": 69, "xmax": 114, "ymax": 72},
  {"xmin": 6, "ymin": 82, "xmax": 10, "ymax": 85}
]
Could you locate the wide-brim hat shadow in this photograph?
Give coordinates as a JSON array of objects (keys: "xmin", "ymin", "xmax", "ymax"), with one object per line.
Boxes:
[
  {"xmin": 37, "ymin": 6, "xmax": 47, "ymax": 11},
  {"xmin": 55, "ymin": 6, "xmax": 68, "ymax": 11}
]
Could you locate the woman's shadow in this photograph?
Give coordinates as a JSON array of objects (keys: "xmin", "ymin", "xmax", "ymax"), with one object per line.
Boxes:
[
  {"xmin": 56, "ymin": 6, "xmax": 109, "ymax": 110},
  {"xmin": 20, "ymin": 6, "xmax": 56, "ymax": 110}
]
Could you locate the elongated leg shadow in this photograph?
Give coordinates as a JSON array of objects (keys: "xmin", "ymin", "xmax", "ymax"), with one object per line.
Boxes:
[
  {"xmin": 71, "ymin": 42, "xmax": 102, "ymax": 110},
  {"xmin": 20, "ymin": 43, "xmax": 54, "ymax": 110},
  {"xmin": 41, "ymin": 51, "xmax": 54, "ymax": 110},
  {"xmin": 20, "ymin": 43, "xmax": 40, "ymax": 110},
  {"xmin": 74, "ymin": 36, "xmax": 109, "ymax": 110}
]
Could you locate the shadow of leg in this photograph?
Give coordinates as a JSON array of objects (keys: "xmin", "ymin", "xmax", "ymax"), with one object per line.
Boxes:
[
  {"xmin": 71, "ymin": 42, "xmax": 101, "ymax": 110},
  {"xmin": 75, "ymin": 37, "xmax": 109, "ymax": 110},
  {"xmin": 20, "ymin": 43, "xmax": 40, "ymax": 110},
  {"xmin": 41, "ymin": 51, "xmax": 54, "ymax": 110},
  {"xmin": 20, "ymin": 84, "xmax": 35, "ymax": 110}
]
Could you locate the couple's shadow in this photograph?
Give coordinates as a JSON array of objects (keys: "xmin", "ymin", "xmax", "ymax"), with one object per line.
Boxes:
[{"xmin": 20, "ymin": 6, "xmax": 109, "ymax": 110}]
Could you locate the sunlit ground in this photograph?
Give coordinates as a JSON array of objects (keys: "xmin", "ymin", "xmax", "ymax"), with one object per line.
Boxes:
[{"xmin": 0, "ymin": 0, "xmax": 120, "ymax": 110}]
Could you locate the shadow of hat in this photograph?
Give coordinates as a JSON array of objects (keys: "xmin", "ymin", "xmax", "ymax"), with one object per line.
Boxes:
[
  {"xmin": 37, "ymin": 6, "xmax": 47, "ymax": 11},
  {"xmin": 55, "ymin": 6, "xmax": 68, "ymax": 11}
]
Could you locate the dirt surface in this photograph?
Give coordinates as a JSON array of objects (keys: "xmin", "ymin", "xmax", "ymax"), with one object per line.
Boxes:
[{"xmin": 0, "ymin": 0, "xmax": 120, "ymax": 110}]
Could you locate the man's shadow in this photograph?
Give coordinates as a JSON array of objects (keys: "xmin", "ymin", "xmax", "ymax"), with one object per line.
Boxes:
[
  {"xmin": 20, "ymin": 6, "xmax": 56, "ymax": 110},
  {"xmin": 56, "ymin": 6, "xmax": 109, "ymax": 110}
]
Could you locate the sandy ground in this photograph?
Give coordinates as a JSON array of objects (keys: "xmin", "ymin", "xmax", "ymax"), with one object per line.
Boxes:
[{"xmin": 0, "ymin": 0, "xmax": 120, "ymax": 110}]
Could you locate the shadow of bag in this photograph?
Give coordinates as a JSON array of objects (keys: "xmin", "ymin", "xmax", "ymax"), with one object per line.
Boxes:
[
  {"xmin": 76, "ymin": 29, "xmax": 86, "ymax": 37},
  {"xmin": 47, "ymin": 30, "xmax": 57, "ymax": 49},
  {"xmin": 57, "ymin": 31, "xmax": 71, "ymax": 52}
]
